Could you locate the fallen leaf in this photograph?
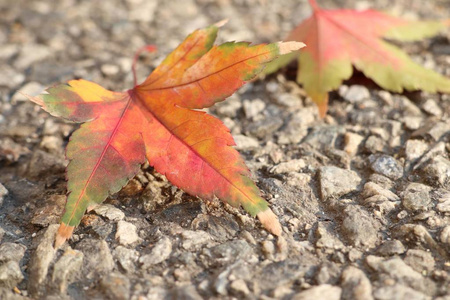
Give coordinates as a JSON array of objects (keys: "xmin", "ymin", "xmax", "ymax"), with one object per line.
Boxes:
[
  {"xmin": 266, "ymin": 0, "xmax": 450, "ymax": 117},
  {"xmin": 29, "ymin": 22, "xmax": 304, "ymax": 247}
]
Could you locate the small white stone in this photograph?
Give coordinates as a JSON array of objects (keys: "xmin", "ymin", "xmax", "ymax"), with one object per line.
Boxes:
[
  {"xmin": 94, "ymin": 204, "xmax": 125, "ymax": 221},
  {"xmin": 115, "ymin": 221, "xmax": 140, "ymax": 246}
]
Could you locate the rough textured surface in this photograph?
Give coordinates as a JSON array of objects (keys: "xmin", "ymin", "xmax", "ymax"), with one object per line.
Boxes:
[{"xmin": 0, "ymin": 0, "xmax": 449, "ymax": 299}]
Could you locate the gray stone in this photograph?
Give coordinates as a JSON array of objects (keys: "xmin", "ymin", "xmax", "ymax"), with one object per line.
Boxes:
[
  {"xmin": 51, "ymin": 248, "xmax": 84, "ymax": 293},
  {"xmin": 292, "ymin": 284, "xmax": 342, "ymax": 300},
  {"xmin": 0, "ymin": 227, "xmax": 4, "ymax": 242},
  {"xmin": 315, "ymin": 262, "xmax": 341, "ymax": 285},
  {"xmin": 340, "ymin": 85, "xmax": 370, "ymax": 103},
  {"xmin": 27, "ymin": 150, "xmax": 66, "ymax": 179},
  {"xmin": 404, "ymin": 249, "xmax": 435, "ymax": 273},
  {"xmin": 140, "ymin": 236, "xmax": 172, "ymax": 268},
  {"xmin": 315, "ymin": 223, "xmax": 345, "ymax": 250},
  {"xmin": 100, "ymin": 64, "xmax": 120, "ymax": 76},
  {"xmin": 76, "ymin": 239, "xmax": 114, "ymax": 279},
  {"xmin": 174, "ymin": 285, "xmax": 202, "ymax": 300},
  {"xmin": 115, "ymin": 220, "xmax": 141, "ymax": 245},
  {"xmin": 319, "ymin": 166, "xmax": 362, "ymax": 201},
  {"xmin": 93, "ymin": 204, "xmax": 125, "ymax": 221},
  {"xmin": 0, "ymin": 261, "xmax": 23, "ymax": 289},
  {"xmin": 364, "ymin": 135, "xmax": 388, "ymax": 153},
  {"xmin": 0, "ymin": 243, "xmax": 26, "ymax": 263},
  {"xmin": 11, "ymin": 82, "xmax": 46, "ymax": 103},
  {"xmin": 440, "ymin": 226, "xmax": 450, "ymax": 245},
  {"xmin": 243, "ymin": 98, "xmax": 266, "ymax": 118},
  {"xmin": 246, "ymin": 117, "xmax": 283, "ymax": 139},
  {"xmin": 304, "ymin": 125, "xmax": 345, "ymax": 150},
  {"xmin": 181, "ymin": 230, "xmax": 213, "ymax": 251},
  {"xmin": 341, "ymin": 205, "xmax": 379, "ymax": 248},
  {"xmin": 344, "ymin": 132, "xmax": 364, "ymax": 156},
  {"xmin": 437, "ymin": 192, "xmax": 450, "ymax": 213},
  {"xmin": 269, "ymin": 159, "xmax": 306, "ymax": 174},
  {"xmin": 216, "ymin": 95, "xmax": 242, "ymax": 117},
  {"xmin": 229, "ymin": 279, "xmax": 250, "ymax": 296},
  {"xmin": 31, "ymin": 195, "xmax": 65, "ymax": 227},
  {"xmin": 205, "ymin": 239, "xmax": 254, "ymax": 264},
  {"xmin": 422, "ymin": 156, "xmax": 450, "ymax": 187},
  {"xmin": 14, "ymin": 44, "xmax": 52, "ymax": 69},
  {"xmin": 373, "ymin": 284, "xmax": 427, "ymax": 300},
  {"xmin": 0, "ymin": 66, "xmax": 25, "ymax": 88},
  {"xmin": 99, "ymin": 272, "xmax": 130, "ymax": 300},
  {"xmin": 28, "ymin": 224, "xmax": 58, "ymax": 297},
  {"xmin": 113, "ymin": 246, "xmax": 138, "ymax": 273},
  {"xmin": 422, "ymin": 99, "xmax": 443, "ymax": 117},
  {"xmin": 233, "ymin": 134, "xmax": 259, "ymax": 150},
  {"xmin": 275, "ymin": 93, "xmax": 301, "ymax": 107},
  {"xmin": 341, "ymin": 266, "xmax": 373, "ymax": 300},
  {"xmin": 362, "ymin": 182, "xmax": 399, "ymax": 202},
  {"xmin": 376, "ymin": 240, "xmax": 406, "ymax": 256},
  {"xmin": 402, "ymin": 183, "xmax": 432, "ymax": 212},
  {"xmin": 369, "ymin": 155, "xmax": 403, "ymax": 180},
  {"xmin": 405, "ymin": 140, "xmax": 429, "ymax": 163},
  {"xmin": 0, "ymin": 183, "xmax": 8, "ymax": 208}
]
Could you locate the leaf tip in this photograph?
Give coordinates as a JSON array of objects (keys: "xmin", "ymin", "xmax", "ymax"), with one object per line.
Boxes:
[
  {"xmin": 277, "ymin": 41, "xmax": 306, "ymax": 55},
  {"xmin": 54, "ymin": 223, "xmax": 74, "ymax": 249},
  {"xmin": 214, "ymin": 19, "xmax": 229, "ymax": 28},
  {"xmin": 257, "ymin": 208, "xmax": 282, "ymax": 236},
  {"xmin": 21, "ymin": 92, "xmax": 44, "ymax": 106}
]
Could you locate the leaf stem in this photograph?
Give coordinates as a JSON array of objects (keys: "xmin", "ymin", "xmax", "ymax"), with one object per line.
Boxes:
[
  {"xmin": 308, "ymin": 0, "xmax": 320, "ymax": 11},
  {"xmin": 132, "ymin": 45, "xmax": 157, "ymax": 87}
]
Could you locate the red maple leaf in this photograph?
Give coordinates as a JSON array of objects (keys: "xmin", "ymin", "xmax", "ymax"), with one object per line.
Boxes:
[{"xmin": 29, "ymin": 22, "xmax": 304, "ymax": 247}]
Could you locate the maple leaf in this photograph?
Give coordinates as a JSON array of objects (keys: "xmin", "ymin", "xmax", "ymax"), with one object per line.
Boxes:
[
  {"xmin": 266, "ymin": 0, "xmax": 450, "ymax": 117},
  {"xmin": 28, "ymin": 22, "xmax": 304, "ymax": 247}
]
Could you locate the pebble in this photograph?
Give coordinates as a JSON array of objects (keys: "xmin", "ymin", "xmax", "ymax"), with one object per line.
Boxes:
[
  {"xmin": 341, "ymin": 205, "xmax": 379, "ymax": 248},
  {"xmin": 404, "ymin": 249, "xmax": 435, "ymax": 273},
  {"xmin": 319, "ymin": 166, "xmax": 362, "ymax": 201},
  {"xmin": 216, "ymin": 95, "xmax": 242, "ymax": 118},
  {"xmin": 422, "ymin": 156, "xmax": 450, "ymax": 187},
  {"xmin": 101, "ymin": 64, "xmax": 120, "ymax": 76},
  {"xmin": 339, "ymin": 85, "xmax": 370, "ymax": 103},
  {"xmin": 114, "ymin": 246, "xmax": 138, "ymax": 273},
  {"xmin": 304, "ymin": 125, "xmax": 345, "ymax": 150},
  {"xmin": 373, "ymin": 284, "xmax": 428, "ymax": 300},
  {"xmin": 275, "ymin": 93, "xmax": 301, "ymax": 107},
  {"xmin": 437, "ymin": 193, "xmax": 450, "ymax": 213},
  {"xmin": 344, "ymin": 132, "xmax": 364, "ymax": 156},
  {"xmin": 246, "ymin": 117, "xmax": 284, "ymax": 139},
  {"xmin": 31, "ymin": 194, "xmax": 66, "ymax": 226},
  {"xmin": 269, "ymin": 159, "xmax": 306, "ymax": 174},
  {"xmin": 26, "ymin": 150, "xmax": 66, "ymax": 179},
  {"xmin": 39, "ymin": 136, "xmax": 63, "ymax": 153},
  {"xmin": 28, "ymin": 224, "xmax": 58, "ymax": 297},
  {"xmin": 0, "ymin": 183, "xmax": 8, "ymax": 208},
  {"xmin": 376, "ymin": 240, "xmax": 406, "ymax": 256},
  {"xmin": 0, "ymin": 261, "xmax": 24, "ymax": 289},
  {"xmin": 51, "ymin": 248, "xmax": 84, "ymax": 293},
  {"xmin": 233, "ymin": 134, "xmax": 259, "ymax": 150},
  {"xmin": 292, "ymin": 284, "xmax": 342, "ymax": 300},
  {"xmin": 139, "ymin": 236, "xmax": 172, "ymax": 268},
  {"xmin": 421, "ymin": 99, "xmax": 443, "ymax": 116},
  {"xmin": 116, "ymin": 220, "xmax": 141, "ymax": 245},
  {"xmin": 93, "ymin": 204, "xmax": 125, "ymax": 221},
  {"xmin": 181, "ymin": 230, "xmax": 212, "ymax": 251},
  {"xmin": 76, "ymin": 239, "xmax": 114, "ymax": 280},
  {"xmin": 14, "ymin": 44, "xmax": 52, "ymax": 70},
  {"xmin": 364, "ymin": 135, "xmax": 388, "ymax": 154},
  {"xmin": 362, "ymin": 182, "xmax": 399, "ymax": 202},
  {"xmin": 341, "ymin": 266, "xmax": 373, "ymax": 300},
  {"xmin": 229, "ymin": 279, "xmax": 250, "ymax": 296},
  {"xmin": 369, "ymin": 155, "xmax": 403, "ymax": 180},
  {"xmin": 0, "ymin": 66, "xmax": 25, "ymax": 88},
  {"xmin": 0, "ymin": 243, "xmax": 26, "ymax": 263},
  {"xmin": 11, "ymin": 82, "xmax": 46, "ymax": 103},
  {"xmin": 100, "ymin": 272, "xmax": 131, "ymax": 300},
  {"xmin": 315, "ymin": 223, "xmax": 345, "ymax": 250},
  {"xmin": 402, "ymin": 183, "xmax": 432, "ymax": 212},
  {"xmin": 405, "ymin": 140, "xmax": 429, "ymax": 163},
  {"xmin": 440, "ymin": 226, "xmax": 450, "ymax": 245},
  {"xmin": 243, "ymin": 98, "xmax": 266, "ymax": 118}
]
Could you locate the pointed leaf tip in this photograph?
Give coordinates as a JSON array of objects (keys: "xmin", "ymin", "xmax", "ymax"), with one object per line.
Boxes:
[
  {"xmin": 54, "ymin": 223, "xmax": 74, "ymax": 248},
  {"xmin": 214, "ymin": 19, "xmax": 229, "ymax": 28},
  {"xmin": 277, "ymin": 41, "xmax": 306, "ymax": 55},
  {"xmin": 257, "ymin": 209, "xmax": 282, "ymax": 236}
]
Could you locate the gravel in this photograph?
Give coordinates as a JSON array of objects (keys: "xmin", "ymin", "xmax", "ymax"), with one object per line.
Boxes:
[{"xmin": 0, "ymin": 0, "xmax": 450, "ymax": 299}]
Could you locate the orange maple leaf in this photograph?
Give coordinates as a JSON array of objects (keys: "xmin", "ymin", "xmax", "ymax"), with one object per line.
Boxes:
[
  {"xmin": 266, "ymin": 0, "xmax": 450, "ymax": 117},
  {"xmin": 29, "ymin": 22, "xmax": 304, "ymax": 247}
]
